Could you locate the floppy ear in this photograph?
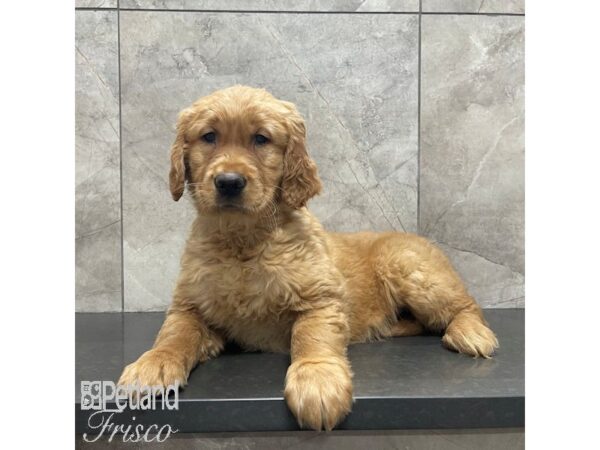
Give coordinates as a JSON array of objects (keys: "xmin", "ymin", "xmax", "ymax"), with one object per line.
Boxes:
[
  {"xmin": 169, "ymin": 109, "xmax": 192, "ymax": 201},
  {"xmin": 281, "ymin": 107, "xmax": 322, "ymax": 209}
]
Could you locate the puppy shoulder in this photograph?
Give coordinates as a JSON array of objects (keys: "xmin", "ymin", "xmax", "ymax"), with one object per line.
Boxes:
[{"xmin": 279, "ymin": 208, "xmax": 325, "ymax": 240}]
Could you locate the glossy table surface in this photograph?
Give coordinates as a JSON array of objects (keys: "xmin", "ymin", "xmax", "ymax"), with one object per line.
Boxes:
[{"xmin": 75, "ymin": 309, "xmax": 524, "ymax": 432}]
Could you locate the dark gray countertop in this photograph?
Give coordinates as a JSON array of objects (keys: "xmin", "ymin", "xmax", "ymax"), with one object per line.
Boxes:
[{"xmin": 75, "ymin": 309, "xmax": 524, "ymax": 433}]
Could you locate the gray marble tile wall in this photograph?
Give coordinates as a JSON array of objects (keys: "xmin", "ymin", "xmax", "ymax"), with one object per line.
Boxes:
[
  {"xmin": 420, "ymin": 14, "xmax": 524, "ymax": 307},
  {"xmin": 119, "ymin": 0, "xmax": 420, "ymax": 12},
  {"xmin": 76, "ymin": 10, "xmax": 121, "ymax": 312},
  {"xmin": 422, "ymin": 0, "xmax": 524, "ymax": 13},
  {"xmin": 75, "ymin": 1, "xmax": 524, "ymax": 311},
  {"xmin": 76, "ymin": 0, "xmax": 118, "ymax": 8}
]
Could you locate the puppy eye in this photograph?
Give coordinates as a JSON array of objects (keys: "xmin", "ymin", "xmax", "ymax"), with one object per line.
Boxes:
[
  {"xmin": 254, "ymin": 134, "xmax": 269, "ymax": 146},
  {"xmin": 201, "ymin": 132, "xmax": 216, "ymax": 144}
]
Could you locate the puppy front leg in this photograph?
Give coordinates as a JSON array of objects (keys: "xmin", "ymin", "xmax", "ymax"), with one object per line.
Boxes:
[
  {"xmin": 285, "ymin": 305, "xmax": 353, "ymax": 431},
  {"xmin": 118, "ymin": 303, "xmax": 223, "ymax": 389}
]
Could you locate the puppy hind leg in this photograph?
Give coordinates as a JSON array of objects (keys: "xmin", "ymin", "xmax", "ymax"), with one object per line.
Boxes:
[
  {"xmin": 375, "ymin": 235, "xmax": 498, "ymax": 357},
  {"xmin": 396, "ymin": 282, "xmax": 497, "ymax": 357},
  {"xmin": 397, "ymin": 277, "xmax": 498, "ymax": 357}
]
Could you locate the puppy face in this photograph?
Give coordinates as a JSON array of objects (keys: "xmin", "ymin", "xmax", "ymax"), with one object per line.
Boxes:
[{"xmin": 169, "ymin": 86, "xmax": 322, "ymax": 216}]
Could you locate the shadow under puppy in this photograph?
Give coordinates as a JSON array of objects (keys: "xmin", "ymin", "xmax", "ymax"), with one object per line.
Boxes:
[{"xmin": 118, "ymin": 85, "xmax": 498, "ymax": 431}]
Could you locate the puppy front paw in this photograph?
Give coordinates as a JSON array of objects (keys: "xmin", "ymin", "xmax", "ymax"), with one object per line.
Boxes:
[
  {"xmin": 117, "ymin": 348, "xmax": 189, "ymax": 389},
  {"xmin": 284, "ymin": 358, "xmax": 353, "ymax": 431}
]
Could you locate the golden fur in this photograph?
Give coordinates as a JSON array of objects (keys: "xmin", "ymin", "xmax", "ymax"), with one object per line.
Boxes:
[{"xmin": 118, "ymin": 85, "xmax": 499, "ymax": 431}]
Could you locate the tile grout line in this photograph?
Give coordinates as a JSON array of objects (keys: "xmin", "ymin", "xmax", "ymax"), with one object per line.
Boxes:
[
  {"xmin": 417, "ymin": 0, "xmax": 422, "ymax": 234},
  {"xmin": 117, "ymin": 0, "xmax": 125, "ymax": 312},
  {"xmin": 74, "ymin": 7, "xmax": 524, "ymax": 16}
]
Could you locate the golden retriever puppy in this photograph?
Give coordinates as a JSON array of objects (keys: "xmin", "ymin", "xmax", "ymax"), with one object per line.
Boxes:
[{"xmin": 118, "ymin": 85, "xmax": 498, "ymax": 431}]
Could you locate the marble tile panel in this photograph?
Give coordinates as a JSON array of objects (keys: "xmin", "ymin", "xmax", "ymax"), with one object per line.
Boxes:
[
  {"xmin": 420, "ymin": 15, "xmax": 524, "ymax": 307},
  {"xmin": 76, "ymin": 0, "xmax": 117, "ymax": 8},
  {"xmin": 422, "ymin": 0, "xmax": 524, "ymax": 14},
  {"xmin": 75, "ymin": 10, "xmax": 122, "ymax": 311},
  {"xmin": 120, "ymin": 0, "xmax": 419, "ymax": 12}
]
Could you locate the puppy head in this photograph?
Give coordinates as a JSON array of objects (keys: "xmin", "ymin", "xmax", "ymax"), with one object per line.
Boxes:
[{"xmin": 169, "ymin": 85, "xmax": 322, "ymax": 216}]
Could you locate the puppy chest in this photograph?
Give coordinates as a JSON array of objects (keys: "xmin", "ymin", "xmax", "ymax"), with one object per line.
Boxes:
[
  {"xmin": 197, "ymin": 260, "xmax": 292, "ymax": 318},
  {"xmin": 196, "ymin": 263, "xmax": 296, "ymax": 352}
]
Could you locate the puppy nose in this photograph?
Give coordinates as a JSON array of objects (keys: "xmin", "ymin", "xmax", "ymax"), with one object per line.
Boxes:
[{"xmin": 214, "ymin": 172, "xmax": 246, "ymax": 197}]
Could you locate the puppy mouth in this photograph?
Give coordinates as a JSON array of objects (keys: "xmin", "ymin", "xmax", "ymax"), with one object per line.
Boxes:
[
  {"xmin": 220, "ymin": 203, "xmax": 242, "ymax": 210},
  {"xmin": 216, "ymin": 200, "xmax": 247, "ymax": 211}
]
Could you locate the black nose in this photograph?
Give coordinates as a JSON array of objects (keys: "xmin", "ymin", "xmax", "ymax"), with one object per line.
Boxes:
[{"xmin": 214, "ymin": 172, "xmax": 246, "ymax": 197}]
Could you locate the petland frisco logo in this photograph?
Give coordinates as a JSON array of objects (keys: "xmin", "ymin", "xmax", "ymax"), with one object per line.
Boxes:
[{"xmin": 81, "ymin": 381, "xmax": 179, "ymax": 443}]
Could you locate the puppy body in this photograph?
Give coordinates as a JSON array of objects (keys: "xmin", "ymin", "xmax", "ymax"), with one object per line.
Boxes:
[{"xmin": 119, "ymin": 86, "xmax": 498, "ymax": 431}]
